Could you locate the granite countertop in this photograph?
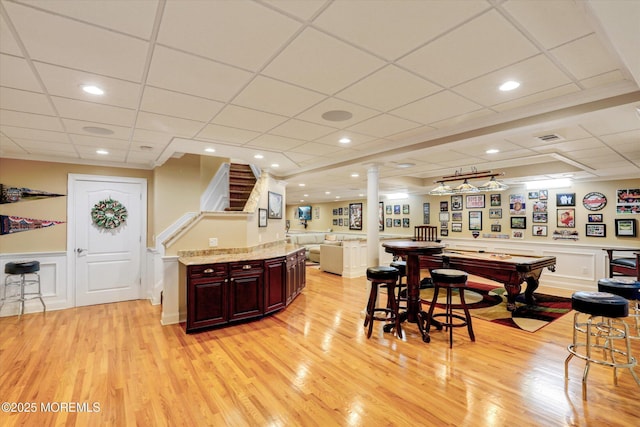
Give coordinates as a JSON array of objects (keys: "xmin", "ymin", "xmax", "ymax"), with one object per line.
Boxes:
[{"xmin": 179, "ymin": 243, "xmax": 301, "ymax": 265}]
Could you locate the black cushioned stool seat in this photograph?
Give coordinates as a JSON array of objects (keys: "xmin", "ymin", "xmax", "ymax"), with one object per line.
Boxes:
[
  {"xmin": 564, "ymin": 291, "xmax": 639, "ymax": 400},
  {"xmin": 418, "ymin": 269, "xmax": 475, "ymax": 347},
  {"xmin": 1, "ymin": 260, "xmax": 46, "ymax": 316},
  {"xmin": 598, "ymin": 278, "xmax": 640, "ymax": 339},
  {"xmin": 364, "ymin": 266, "xmax": 401, "ymax": 339}
]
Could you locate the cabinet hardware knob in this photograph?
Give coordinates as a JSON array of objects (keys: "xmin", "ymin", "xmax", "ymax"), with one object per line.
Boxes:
[
  {"xmin": 242, "ymin": 264, "xmax": 252, "ymax": 270},
  {"xmin": 203, "ymin": 268, "xmax": 214, "ymax": 273}
]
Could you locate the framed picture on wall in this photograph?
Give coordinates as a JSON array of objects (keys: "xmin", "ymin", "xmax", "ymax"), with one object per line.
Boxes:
[
  {"xmin": 386, "ymin": 204, "xmax": 392, "ymax": 215},
  {"xmin": 349, "ymin": 203, "xmax": 363, "ymax": 230},
  {"xmin": 491, "ymin": 224, "xmax": 501, "ymax": 233},
  {"xmin": 452, "ymin": 212, "xmax": 463, "ymax": 222},
  {"xmin": 386, "ymin": 218, "xmax": 392, "ymax": 228},
  {"xmin": 586, "ymin": 224, "xmax": 606, "ymax": 237},
  {"xmin": 451, "ymin": 223, "xmax": 462, "ymax": 232},
  {"xmin": 268, "ymin": 191, "xmax": 282, "ymax": 219},
  {"xmin": 489, "ymin": 208, "xmax": 502, "ymax": 219},
  {"xmin": 393, "ymin": 218, "xmax": 402, "ymax": 227},
  {"xmin": 615, "ymin": 218, "xmax": 637, "ymax": 237},
  {"xmin": 532, "ymin": 212, "xmax": 548, "ymax": 223},
  {"xmin": 557, "ymin": 208, "xmax": 575, "ymax": 228},
  {"xmin": 394, "ymin": 205, "xmax": 401, "ymax": 214},
  {"xmin": 588, "ymin": 213, "xmax": 603, "ymax": 223},
  {"xmin": 532, "ymin": 225, "xmax": 547, "ymax": 236},
  {"xmin": 402, "ymin": 204, "xmax": 410, "ymax": 214},
  {"xmin": 451, "ymin": 195, "xmax": 463, "ymax": 211},
  {"xmin": 466, "ymin": 194, "xmax": 485, "ymax": 209},
  {"xmin": 469, "ymin": 211, "xmax": 482, "ymax": 230},
  {"xmin": 423, "ymin": 202, "xmax": 430, "ymax": 224},
  {"xmin": 258, "ymin": 208, "xmax": 267, "ymax": 227},
  {"xmin": 490, "ymin": 194, "xmax": 501, "ymax": 206},
  {"xmin": 511, "ymin": 216, "xmax": 526, "ymax": 229},
  {"xmin": 556, "ymin": 193, "xmax": 576, "ymax": 206},
  {"xmin": 403, "ymin": 218, "xmax": 410, "ymax": 228},
  {"xmin": 379, "ymin": 202, "xmax": 384, "ymax": 231}
]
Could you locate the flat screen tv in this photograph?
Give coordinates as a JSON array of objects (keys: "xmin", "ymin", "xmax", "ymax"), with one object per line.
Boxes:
[{"xmin": 298, "ymin": 206, "xmax": 312, "ymax": 221}]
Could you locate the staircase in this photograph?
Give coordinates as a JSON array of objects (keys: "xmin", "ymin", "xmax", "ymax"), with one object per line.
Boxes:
[{"xmin": 226, "ymin": 163, "xmax": 256, "ymax": 211}]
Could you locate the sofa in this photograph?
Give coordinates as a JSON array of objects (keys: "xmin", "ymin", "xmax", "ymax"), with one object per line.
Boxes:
[{"xmin": 287, "ymin": 232, "xmax": 366, "ymax": 262}]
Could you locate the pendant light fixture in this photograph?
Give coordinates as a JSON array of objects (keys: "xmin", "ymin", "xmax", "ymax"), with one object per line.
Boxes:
[{"xmin": 429, "ymin": 168, "xmax": 508, "ymax": 195}]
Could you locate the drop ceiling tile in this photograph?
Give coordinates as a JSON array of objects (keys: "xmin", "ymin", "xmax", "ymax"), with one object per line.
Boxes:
[
  {"xmin": 0, "ymin": 14, "xmax": 22, "ymax": 56},
  {"xmin": 125, "ymin": 151, "xmax": 157, "ymax": 166},
  {"xmin": 70, "ymin": 134, "xmax": 129, "ymax": 150},
  {"xmin": 52, "ymin": 97, "xmax": 135, "ymax": 127},
  {"xmin": 136, "ymin": 111, "xmax": 204, "ymax": 137},
  {"xmin": 233, "ymin": 76, "xmax": 327, "ymax": 117},
  {"xmin": 269, "ymin": 119, "xmax": 336, "ymax": 140},
  {"xmin": 34, "ymin": 62, "xmax": 141, "ymax": 108},
  {"xmin": 159, "ymin": 1, "xmax": 301, "ymax": 70},
  {"xmin": 262, "ymin": 28, "xmax": 386, "ymax": 94},
  {"xmin": 132, "ymin": 128, "xmax": 174, "ymax": 146},
  {"xmin": 348, "ymin": 114, "xmax": 422, "ymax": 138},
  {"xmin": 399, "ymin": 10, "xmax": 539, "ymax": 88},
  {"xmin": 244, "ymin": 134, "xmax": 306, "ymax": 151},
  {"xmin": 335, "ymin": 65, "xmax": 441, "ymax": 112},
  {"xmin": 491, "ymin": 84, "xmax": 580, "ymax": 112},
  {"xmin": 213, "ymin": 105, "xmax": 287, "ymax": 133},
  {"xmin": 77, "ymin": 147, "xmax": 127, "ymax": 162},
  {"xmin": 196, "ymin": 124, "xmax": 260, "ymax": 145},
  {"xmin": 290, "ymin": 142, "xmax": 342, "ymax": 156},
  {"xmin": 602, "ymin": 129, "xmax": 640, "ymax": 153},
  {"xmin": 313, "ymin": 130, "xmax": 376, "ymax": 147},
  {"xmin": 0, "ymin": 125, "xmax": 68, "ymax": 143},
  {"xmin": 265, "ymin": 0, "xmax": 326, "ymax": 20},
  {"xmin": 386, "ymin": 125, "xmax": 435, "ymax": 142},
  {"xmin": 25, "ymin": 0, "xmax": 158, "ymax": 39},
  {"xmin": 580, "ymin": 106, "xmax": 639, "ymax": 136},
  {"xmin": 579, "ymin": 70, "xmax": 627, "ymax": 89},
  {"xmin": 0, "ymin": 135, "xmax": 26, "ymax": 154},
  {"xmin": 391, "ymin": 91, "xmax": 482, "ymax": 125},
  {"xmin": 429, "ymin": 108, "xmax": 496, "ymax": 129},
  {"xmin": 16, "ymin": 140, "xmax": 76, "ymax": 153},
  {"xmin": 0, "ymin": 110, "xmax": 63, "ymax": 132},
  {"xmin": 283, "ymin": 151, "xmax": 315, "ymax": 164},
  {"xmin": 4, "ymin": 1, "xmax": 148, "ymax": 81},
  {"xmin": 296, "ymin": 98, "xmax": 379, "ymax": 128},
  {"xmin": 62, "ymin": 118, "xmax": 134, "ymax": 140},
  {"xmin": 147, "ymin": 46, "xmax": 253, "ymax": 102},
  {"xmin": 0, "ymin": 87, "xmax": 55, "ymax": 116},
  {"xmin": 503, "ymin": 0, "xmax": 593, "ymax": 49},
  {"xmin": 0, "ymin": 54, "xmax": 41, "ymax": 91},
  {"xmin": 313, "ymin": 0, "xmax": 489, "ymax": 60},
  {"xmin": 140, "ymin": 87, "xmax": 224, "ymax": 122},
  {"xmin": 568, "ymin": 146, "xmax": 620, "ymax": 160},
  {"xmin": 454, "ymin": 55, "xmax": 573, "ymax": 106},
  {"xmin": 531, "ymin": 137, "xmax": 604, "ymax": 154},
  {"xmin": 551, "ymin": 34, "xmax": 623, "ymax": 80}
]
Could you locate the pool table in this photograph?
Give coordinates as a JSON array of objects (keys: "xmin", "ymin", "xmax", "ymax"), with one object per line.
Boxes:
[{"xmin": 419, "ymin": 250, "xmax": 556, "ymax": 311}]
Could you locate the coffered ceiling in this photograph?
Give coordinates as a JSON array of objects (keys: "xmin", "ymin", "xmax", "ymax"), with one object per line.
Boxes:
[{"xmin": 1, "ymin": 0, "xmax": 639, "ymax": 204}]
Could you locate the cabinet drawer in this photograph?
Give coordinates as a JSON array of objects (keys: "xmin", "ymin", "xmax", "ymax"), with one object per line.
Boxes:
[
  {"xmin": 189, "ymin": 263, "xmax": 227, "ymax": 278},
  {"xmin": 229, "ymin": 260, "xmax": 263, "ymax": 274}
]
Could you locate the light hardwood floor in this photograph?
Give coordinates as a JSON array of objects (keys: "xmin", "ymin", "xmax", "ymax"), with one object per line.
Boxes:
[{"xmin": 1, "ymin": 266, "xmax": 638, "ymax": 426}]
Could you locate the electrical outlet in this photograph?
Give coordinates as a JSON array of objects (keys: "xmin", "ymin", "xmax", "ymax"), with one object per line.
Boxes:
[{"xmin": 209, "ymin": 237, "xmax": 218, "ymax": 247}]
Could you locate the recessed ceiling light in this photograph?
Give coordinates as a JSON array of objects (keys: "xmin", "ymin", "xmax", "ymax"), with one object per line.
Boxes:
[
  {"xmin": 82, "ymin": 85, "xmax": 104, "ymax": 95},
  {"xmin": 139, "ymin": 145, "xmax": 153, "ymax": 151},
  {"xmin": 335, "ymin": 196, "xmax": 341, "ymax": 199},
  {"xmin": 96, "ymin": 149, "xmax": 109, "ymax": 155},
  {"xmin": 303, "ymin": 194, "xmax": 309, "ymax": 197},
  {"xmin": 271, "ymin": 163, "xmax": 279, "ymax": 168},
  {"xmin": 339, "ymin": 137, "xmax": 351, "ymax": 144},
  {"xmin": 254, "ymin": 154, "xmax": 264, "ymax": 159},
  {"xmin": 396, "ymin": 162, "xmax": 415, "ymax": 168},
  {"xmin": 300, "ymin": 200, "xmax": 304, "ymax": 202},
  {"xmin": 204, "ymin": 148, "xmax": 215, "ymax": 153},
  {"xmin": 325, "ymin": 191, "xmax": 331, "ymax": 195},
  {"xmin": 486, "ymin": 149, "xmax": 500, "ymax": 154},
  {"xmin": 322, "ymin": 110, "xmax": 353, "ymax": 122},
  {"xmin": 359, "ymin": 193, "xmax": 364, "ymax": 197},
  {"xmin": 298, "ymin": 183, "xmax": 305, "ymax": 187},
  {"xmin": 499, "ymin": 80, "xmax": 520, "ymax": 91},
  {"xmin": 351, "ymin": 173, "xmax": 359, "ymax": 177},
  {"xmin": 82, "ymin": 126, "xmax": 113, "ymax": 135}
]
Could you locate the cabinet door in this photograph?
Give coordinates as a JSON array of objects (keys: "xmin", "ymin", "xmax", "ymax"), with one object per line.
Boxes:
[
  {"xmin": 186, "ymin": 264, "xmax": 228, "ymax": 333},
  {"xmin": 286, "ymin": 253, "xmax": 297, "ymax": 304},
  {"xmin": 229, "ymin": 261, "xmax": 263, "ymax": 321},
  {"xmin": 264, "ymin": 257, "xmax": 286, "ymax": 314},
  {"xmin": 297, "ymin": 249, "xmax": 306, "ymax": 292}
]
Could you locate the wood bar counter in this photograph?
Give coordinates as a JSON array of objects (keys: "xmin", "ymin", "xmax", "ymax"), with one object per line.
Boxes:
[{"xmin": 179, "ymin": 244, "xmax": 305, "ymax": 333}]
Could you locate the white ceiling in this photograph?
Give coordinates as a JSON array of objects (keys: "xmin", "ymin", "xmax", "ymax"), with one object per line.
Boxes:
[{"xmin": 1, "ymin": 0, "xmax": 639, "ymax": 204}]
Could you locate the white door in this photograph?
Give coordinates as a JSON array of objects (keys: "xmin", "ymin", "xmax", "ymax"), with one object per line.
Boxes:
[{"xmin": 70, "ymin": 175, "xmax": 146, "ymax": 307}]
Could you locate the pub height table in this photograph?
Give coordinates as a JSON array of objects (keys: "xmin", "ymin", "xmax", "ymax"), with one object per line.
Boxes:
[{"xmin": 382, "ymin": 240, "xmax": 446, "ymax": 342}]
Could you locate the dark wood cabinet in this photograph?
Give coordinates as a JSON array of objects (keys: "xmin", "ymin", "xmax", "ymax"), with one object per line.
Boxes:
[
  {"xmin": 264, "ymin": 257, "xmax": 286, "ymax": 314},
  {"xmin": 185, "ymin": 249, "xmax": 303, "ymax": 333}
]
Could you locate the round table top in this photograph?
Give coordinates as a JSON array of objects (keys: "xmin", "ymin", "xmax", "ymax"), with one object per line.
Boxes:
[{"xmin": 382, "ymin": 240, "xmax": 445, "ymax": 254}]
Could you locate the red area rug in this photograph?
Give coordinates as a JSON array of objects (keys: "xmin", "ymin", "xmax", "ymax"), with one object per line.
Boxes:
[{"xmin": 419, "ymin": 281, "xmax": 572, "ymax": 332}]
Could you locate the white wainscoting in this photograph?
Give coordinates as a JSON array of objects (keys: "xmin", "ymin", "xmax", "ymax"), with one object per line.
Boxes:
[{"xmin": 0, "ymin": 252, "xmax": 69, "ymax": 316}]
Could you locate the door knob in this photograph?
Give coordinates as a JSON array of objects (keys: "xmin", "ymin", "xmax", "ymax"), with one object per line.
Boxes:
[{"xmin": 76, "ymin": 248, "xmax": 87, "ymax": 253}]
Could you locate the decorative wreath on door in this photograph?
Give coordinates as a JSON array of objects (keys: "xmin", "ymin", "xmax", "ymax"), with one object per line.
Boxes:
[{"xmin": 91, "ymin": 197, "xmax": 128, "ymax": 229}]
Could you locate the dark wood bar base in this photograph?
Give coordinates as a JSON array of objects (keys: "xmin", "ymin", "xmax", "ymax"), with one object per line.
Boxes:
[{"xmin": 182, "ymin": 247, "xmax": 306, "ymax": 333}]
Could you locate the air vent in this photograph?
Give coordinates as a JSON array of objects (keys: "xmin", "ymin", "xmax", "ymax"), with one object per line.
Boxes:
[{"xmin": 535, "ymin": 133, "xmax": 564, "ymax": 143}]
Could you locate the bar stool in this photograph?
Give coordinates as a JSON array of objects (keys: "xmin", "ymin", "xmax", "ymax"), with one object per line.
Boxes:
[
  {"xmin": 418, "ymin": 269, "xmax": 475, "ymax": 347},
  {"xmin": 597, "ymin": 278, "xmax": 640, "ymax": 339},
  {"xmin": 363, "ymin": 266, "xmax": 401, "ymax": 339},
  {"xmin": 1, "ymin": 261, "xmax": 46, "ymax": 316},
  {"xmin": 564, "ymin": 291, "xmax": 640, "ymax": 400},
  {"xmin": 390, "ymin": 260, "xmax": 407, "ymax": 310}
]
